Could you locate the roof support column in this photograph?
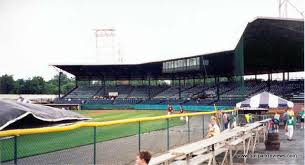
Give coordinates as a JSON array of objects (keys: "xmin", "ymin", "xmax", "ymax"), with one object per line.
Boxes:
[
  {"xmin": 75, "ymin": 76, "xmax": 78, "ymax": 88},
  {"xmin": 215, "ymin": 76, "xmax": 220, "ymax": 101},
  {"xmin": 267, "ymin": 74, "xmax": 271, "ymax": 92},
  {"xmin": 58, "ymin": 71, "xmax": 62, "ymax": 98},
  {"xmin": 287, "ymin": 72, "xmax": 289, "ymax": 81},
  {"xmin": 148, "ymin": 75, "xmax": 151, "ymax": 99},
  {"xmin": 282, "ymin": 72, "xmax": 285, "ymax": 88},
  {"xmin": 102, "ymin": 77, "xmax": 106, "ymax": 96},
  {"xmin": 179, "ymin": 78, "xmax": 181, "ymax": 100}
]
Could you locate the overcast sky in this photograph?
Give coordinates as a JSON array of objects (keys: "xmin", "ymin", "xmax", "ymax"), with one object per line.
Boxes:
[{"xmin": 0, "ymin": 0, "xmax": 303, "ymax": 80}]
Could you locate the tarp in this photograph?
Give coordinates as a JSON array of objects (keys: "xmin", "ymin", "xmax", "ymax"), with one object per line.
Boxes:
[
  {"xmin": 0, "ymin": 100, "xmax": 89, "ymax": 130},
  {"xmin": 236, "ymin": 91, "xmax": 294, "ymax": 109}
]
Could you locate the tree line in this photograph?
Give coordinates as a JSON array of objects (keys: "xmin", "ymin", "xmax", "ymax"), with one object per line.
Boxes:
[{"xmin": 0, "ymin": 74, "xmax": 75, "ymax": 94}]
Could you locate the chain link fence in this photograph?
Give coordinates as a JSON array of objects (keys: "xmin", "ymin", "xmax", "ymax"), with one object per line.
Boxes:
[{"xmin": 1, "ymin": 111, "xmax": 241, "ymax": 165}]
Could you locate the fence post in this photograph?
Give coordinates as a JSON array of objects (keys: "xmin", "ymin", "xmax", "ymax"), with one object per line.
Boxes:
[
  {"xmin": 14, "ymin": 136, "xmax": 17, "ymax": 165},
  {"xmin": 202, "ymin": 115, "xmax": 205, "ymax": 138},
  {"xmin": 93, "ymin": 127, "xmax": 96, "ymax": 165},
  {"xmin": 166, "ymin": 118, "xmax": 169, "ymax": 150},
  {"xmin": 187, "ymin": 116, "xmax": 190, "ymax": 143},
  {"xmin": 138, "ymin": 121, "xmax": 141, "ymax": 152}
]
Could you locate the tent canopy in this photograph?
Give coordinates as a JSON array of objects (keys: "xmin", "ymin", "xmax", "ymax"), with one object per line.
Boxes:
[
  {"xmin": 236, "ymin": 92, "xmax": 294, "ymax": 109},
  {"xmin": 0, "ymin": 100, "xmax": 89, "ymax": 130}
]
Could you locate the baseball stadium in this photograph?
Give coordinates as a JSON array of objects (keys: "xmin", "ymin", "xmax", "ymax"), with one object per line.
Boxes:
[{"xmin": 0, "ymin": 17, "xmax": 304, "ymax": 165}]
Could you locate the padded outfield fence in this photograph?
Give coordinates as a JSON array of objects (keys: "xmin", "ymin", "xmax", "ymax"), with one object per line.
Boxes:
[{"xmin": 0, "ymin": 109, "xmax": 246, "ymax": 165}]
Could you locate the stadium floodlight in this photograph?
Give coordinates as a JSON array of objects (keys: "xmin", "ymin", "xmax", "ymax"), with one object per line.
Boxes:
[
  {"xmin": 93, "ymin": 28, "xmax": 123, "ymax": 65},
  {"xmin": 278, "ymin": 0, "xmax": 304, "ymax": 18}
]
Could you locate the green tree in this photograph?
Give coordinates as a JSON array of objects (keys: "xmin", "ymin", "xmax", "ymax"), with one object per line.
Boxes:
[
  {"xmin": 46, "ymin": 73, "xmax": 75, "ymax": 95},
  {"xmin": 30, "ymin": 76, "xmax": 46, "ymax": 94},
  {"xmin": 0, "ymin": 74, "xmax": 15, "ymax": 94},
  {"xmin": 14, "ymin": 79, "xmax": 26, "ymax": 94},
  {"xmin": 45, "ymin": 83, "xmax": 58, "ymax": 94}
]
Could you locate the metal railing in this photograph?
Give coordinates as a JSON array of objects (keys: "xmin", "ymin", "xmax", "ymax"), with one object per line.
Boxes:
[{"xmin": 0, "ymin": 110, "xmax": 237, "ymax": 165}]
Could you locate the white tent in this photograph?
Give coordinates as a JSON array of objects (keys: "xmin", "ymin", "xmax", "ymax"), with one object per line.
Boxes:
[{"xmin": 236, "ymin": 91, "xmax": 294, "ymax": 109}]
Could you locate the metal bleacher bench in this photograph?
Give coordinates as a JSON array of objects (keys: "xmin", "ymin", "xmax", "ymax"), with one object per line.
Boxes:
[
  {"xmin": 149, "ymin": 121, "xmax": 268, "ymax": 165},
  {"xmin": 149, "ymin": 127, "xmax": 245, "ymax": 165},
  {"xmin": 149, "ymin": 152, "xmax": 183, "ymax": 165}
]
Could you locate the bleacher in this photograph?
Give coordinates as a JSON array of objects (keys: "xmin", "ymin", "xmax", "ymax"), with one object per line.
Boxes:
[
  {"xmin": 113, "ymin": 98, "xmax": 142, "ymax": 105},
  {"xmin": 85, "ymin": 98, "xmax": 114, "ymax": 104},
  {"xmin": 66, "ymin": 86, "xmax": 101, "ymax": 99},
  {"xmin": 182, "ymin": 99, "xmax": 214, "ymax": 105},
  {"xmin": 213, "ymin": 99, "xmax": 242, "ymax": 106},
  {"xmin": 268, "ymin": 80, "xmax": 304, "ymax": 96},
  {"xmin": 158, "ymin": 99, "xmax": 186, "ymax": 105},
  {"xmin": 222, "ymin": 81, "xmax": 266, "ymax": 99},
  {"xmin": 57, "ymin": 79, "xmax": 304, "ymax": 107},
  {"xmin": 154, "ymin": 86, "xmax": 190, "ymax": 99},
  {"xmin": 53, "ymin": 98, "xmax": 83, "ymax": 104},
  {"xmin": 128, "ymin": 86, "xmax": 169, "ymax": 99},
  {"xmin": 140, "ymin": 98, "xmax": 163, "ymax": 104}
]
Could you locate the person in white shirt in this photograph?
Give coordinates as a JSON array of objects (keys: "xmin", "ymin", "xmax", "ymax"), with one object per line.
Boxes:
[{"xmin": 207, "ymin": 116, "xmax": 220, "ymax": 151}]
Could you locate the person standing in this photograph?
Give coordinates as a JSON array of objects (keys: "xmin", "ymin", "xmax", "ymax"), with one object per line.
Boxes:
[
  {"xmin": 207, "ymin": 116, "xmax": 220, "ymax": 151},
  {"xmin": 285, "ymin": 116, "xmax": 295, "ymax": 141},
  {"xmin": 273, "ymin": 112, "xmax": 280, "ymax": 132},
  {"xmin": 230, "ymin": 113, "xmax": 237, "ymax": 128},
  {"xmin": 179, "ymin": 105, "xmax": 185, "ymax": 121},
  {"xmin": 245, "ymin": 113, "xmax": 252, "ymax": 124},
  {"xmin": 167, "ymin": 104, "xmax": 173, "ymax": 115},
  {"xmin": 207, "ymin": 116, "xmax": 220, "ymax": 138},
  {"xmin": 179, "ymin": 105, "xmax": 184, "ymax": 114},
  {"xmin": 287, "ymin": 109, "xmax": 295, "ymax": 118},
  {"xmin": 223, "ymin": 113, "xmax": 229, "ymax": 130}
]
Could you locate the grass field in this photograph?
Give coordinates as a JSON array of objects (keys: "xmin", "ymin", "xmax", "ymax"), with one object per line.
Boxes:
[{"xmin": 0, "ymin": 110, "xmax": 185, "ymax": 162}]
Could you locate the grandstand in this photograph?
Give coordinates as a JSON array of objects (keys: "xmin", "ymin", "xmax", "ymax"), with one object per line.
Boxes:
[{"xmin": 51, "ymin": 17, "xmax": 304, "ymax": 109}]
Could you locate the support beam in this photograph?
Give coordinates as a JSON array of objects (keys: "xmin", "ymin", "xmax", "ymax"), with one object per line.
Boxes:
[
  {"xmin": 148, "ymin": 76, "xmax": 151, "ymax": 99},
  {"xmin": 282, "ymin": 72, "xmax": 285, "ymax": 87},
  {"xmin": 102, "ymin": 77, "xmax": 106, "ymax": 96},
  {"xmin": 75, "ymin": 77, "xmax": 78, "ymax": 88},
  {"xmin": 58, "ymin": 71, "xmax": 62, "ymax": 98},
  {"xmin": 267, "ymin": 74, "xmax": 271, "ymax": 92},
  {"xmin": 179, "ymin": 78, "xmax": 181, "ymax": 99},
  {"xmin": 216, "ymin": 77, "xmax": 220, "ymax": 101}
]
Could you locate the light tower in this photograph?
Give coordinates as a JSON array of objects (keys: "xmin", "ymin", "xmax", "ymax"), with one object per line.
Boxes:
[
  {"xmin": 278, "ymin": 0, "xmax": 304, "ymax": 18},
  {"xmin": 94, "ymin": 28, "xmax": 123, "ymax": 64}
]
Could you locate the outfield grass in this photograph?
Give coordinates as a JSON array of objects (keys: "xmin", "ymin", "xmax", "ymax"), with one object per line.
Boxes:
[{"xmin": 0, "ymin": 110, "xmax": 184, "ymax": 162}]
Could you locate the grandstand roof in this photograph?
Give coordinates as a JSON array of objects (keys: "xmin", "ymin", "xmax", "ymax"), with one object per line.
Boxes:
[
  {"xmin": 235, "ymin": 17, "xmax": 304, "ymax": 75},
  {"xmin": 53, "ymin": 17, "xmax": 304, "ymax": 80}
]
